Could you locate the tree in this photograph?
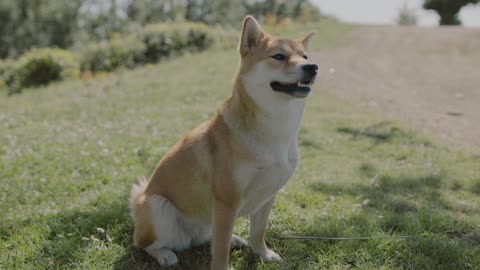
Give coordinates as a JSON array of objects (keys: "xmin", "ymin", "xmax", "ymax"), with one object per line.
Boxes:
[
  {"xmin": 0, "ymin": 0, "xmax": 83, "ymax": 59},
  {"xmin": 0, "ymin": 0, "xmax": 324, "ymax": 59},
  {"xmin": 423, "ymin": 0, "xmax": 480, "ymax": 25},
  {"xmin": 397, "ymin": 3, "xmax": 418, "ymax": 25},
  {"xmin": 242, "ymin": 0, "xmax": 321, "ymax": 23},
  {"xmin": 126, "ymin": 0, "xmax": 179, "ymax": 24}
]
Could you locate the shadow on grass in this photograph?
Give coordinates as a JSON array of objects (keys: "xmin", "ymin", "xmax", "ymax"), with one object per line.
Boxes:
[
  {"xmin": 23, "ymin": 199, "xmax": 133, "ymax": 268},
  {"xmin": 6, "ymin": 174, "xmax": 477, "ymax": 270},
  {"xmin": 10, "ymin": 194, "xmax": 266, "ymax": 270},
  {"xmin": 304, "ymin": 172, "xmax": 480, "ymax": 269},
  {"xmin": 113, "ymin": 235, "xmax": 264, "ymax": 270},
  {"xmin": 336, "ymin": 121, "xmax": 426, "ymax": 146},
  {"xmin": 18, "ymin": 197, "xmax": 212, "ymax": 269},
  {"xmin": 113, "ymin": 243, "xmax": 213, "ymax": 270},
  {"xmin": 113, "ymin": 242, "xmax": 266, "ymax": 270},
  {"xmin": 310, "ymin": 173, "xmax": 445, "ymax": 214}
]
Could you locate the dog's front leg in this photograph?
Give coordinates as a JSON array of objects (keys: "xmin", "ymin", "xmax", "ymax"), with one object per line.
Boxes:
[
  {"xmin": 211, "ymin": 199, "xmax": 236, "ymax": 270},
  {"xmin": 249, "ymin": 197, "xmax": 282, "ymax": 261}
]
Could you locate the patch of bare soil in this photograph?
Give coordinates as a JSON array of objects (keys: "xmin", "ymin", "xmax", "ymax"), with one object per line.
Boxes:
[{"xmin": 313, "ymin": 25, "xmax": 480, "ymax": 153}]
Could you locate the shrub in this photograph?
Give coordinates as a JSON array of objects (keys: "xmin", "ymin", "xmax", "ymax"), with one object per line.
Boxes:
[
  {"xmin": 184, "ymin": 24, "xmax": 216, "ymax": 50},
  {"xmin": 11, "ymin": 48, "xmax": 79, "ymax": 91},
  {"xmin": 397, "ymin": 4, "xmax": 418, "ymax": 25},
  {"xmin": 139, "ymin": 23, "xmax": 215, "ymax": 63},
  {"xmin": 80, "ymin": 23, "xmax": 216, "ymax": 73},
  {"xmin": 0, "ymin": 59, "xmax": 15, "ymax": 90},
  {"xmin": 80, "ymin": 35, "xmax": 146, "ymax": 72}
]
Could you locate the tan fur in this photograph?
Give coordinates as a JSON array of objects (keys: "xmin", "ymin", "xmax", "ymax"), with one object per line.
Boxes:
[
  {"xmin": 129, "ymin": 15, "xmax": 316, "ymax": 270},
  {"xmin": 129, "ymin": 179, "xmax": 156, "ymax": 248}
]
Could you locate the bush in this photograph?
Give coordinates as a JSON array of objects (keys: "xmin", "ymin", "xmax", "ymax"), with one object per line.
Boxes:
[
  {"xmin": 0, "ymin": 59, "xmax": 15, "ymax": 90},
  {"xmin": 11, "ymin": 48, "xmax": 79, "ymax": 91},
  {"xmin": 80, "ymin": 35, "xmax": 146, "ymax": 73},
  {"xmin": 81, "ymin": 23, "xmax": 216, "ymax": 72},
  {"xmin": 397, "ymin": 4, "xmax": 418, "ymax": 25},
  {"xmin": 140, "ymin": 23, "xmax": 215, "ymax": 63},
  {"xmin": 2, "ymin": 23, "xmax": 217, "ymax": 93}
]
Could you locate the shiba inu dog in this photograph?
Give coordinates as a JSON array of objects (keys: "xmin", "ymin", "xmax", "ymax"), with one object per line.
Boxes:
[{"xmin": 129, "ymin": 15, "xmax": 318, "ymax": 270}]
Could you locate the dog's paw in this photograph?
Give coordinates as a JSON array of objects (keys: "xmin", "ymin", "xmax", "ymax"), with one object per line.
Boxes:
[
  {"xmin": 254, "ymin": 248, "xmax": 282, "ymax": 262},
  {"xmin": 155, "ymin": 248, "xmax": 178, "ymax": 266},
  {"xmin": 230, "ymin": 234, "xmax": 248, "ymax": 249}
]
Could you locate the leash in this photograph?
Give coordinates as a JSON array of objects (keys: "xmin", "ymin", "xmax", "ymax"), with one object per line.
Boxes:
[{"xmin": 275, "ymin": 235, "xmax": 422, "ymax": 241}]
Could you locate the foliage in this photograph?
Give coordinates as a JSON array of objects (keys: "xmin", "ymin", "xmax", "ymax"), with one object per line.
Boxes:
[
  {"xmin": 183, "ymin": 0, "xmax": 248, "ymax": 25},
  {"xmin": 2, "ymin": 22, "xmax": 217, "ymax": 92},
  {"xmin": 0, "ymin": 60, "xmax": 15, "ymax": 90},
  {"xmin": 397, "ymin": 4, "xmax": 418, "ymax": 25},
  {"xmin": 80, "ymin": 35, "xmax": 146, "ymax": 73},
  {"xmin": 423, "ymin": 0, "xmax": 480, "ymax": 25},
  {"xmin": 0, "ymin": 0, "xmax": 323, "ymax": 60},
  {"xmin": 81, "ymin": 23, "xmax": 216, "ymax": 73},
  {"xmin": 126, "ymin": 0, "xmax": 179, "ymax": 24},
  {"xmin": 243, "ymin": 0, "xmax": 322, "ymax": 24},
  {"xmin": 140, "ymin": 23, "xmax": 216, "ymax": 63},
  {"xmin": 0, "ymin": 0, "xmax": 83, "ymax": 59},
  {"xmin": 75, "ymin": 0, "xmax": 131, "ymax": 43},
  {"xmin": 9, "ymin": 48, "xmax": 79, "ymax": 93}
]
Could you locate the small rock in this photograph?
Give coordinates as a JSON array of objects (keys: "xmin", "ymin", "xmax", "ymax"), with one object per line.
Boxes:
[
  {"xmin": 370, "ymin": 175, "xmax": 380, "ymax": 188},
  {"xmin": 446, "ymin": 111, "xmax": 462, "ymax": 117},
  {"xmin": 362, "ymin": 199, "xmax": 370, "ymax": 208}
]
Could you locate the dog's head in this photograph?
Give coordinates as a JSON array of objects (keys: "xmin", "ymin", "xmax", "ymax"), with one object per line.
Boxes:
[{"xmin": 238, "ymin": 16, "xmax": 317, "ymax": 100}]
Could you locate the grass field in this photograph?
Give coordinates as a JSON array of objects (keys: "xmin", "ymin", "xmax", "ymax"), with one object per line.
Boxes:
[{"xmin": 1, "ymin": 22, "xmax": 480, "ymax": 270}]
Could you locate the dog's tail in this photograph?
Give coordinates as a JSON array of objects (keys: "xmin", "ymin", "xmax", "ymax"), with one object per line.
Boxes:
[
  {"xmin": 129, "ymin": 176, "xmax": 157, "ymax": 248},
  {"xmin": 129, "ymin": 176, "xmax": 149, "ymax": 218}
]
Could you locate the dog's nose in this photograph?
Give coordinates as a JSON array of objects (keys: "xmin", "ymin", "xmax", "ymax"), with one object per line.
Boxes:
[{"xmin": 302, "ymin": 64, "xmax": 318, "ymax": 75}]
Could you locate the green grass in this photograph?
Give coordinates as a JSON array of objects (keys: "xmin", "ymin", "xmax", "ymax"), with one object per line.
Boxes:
[{"xmin": 1, "ymin": 22, "xmax": 480, "ymax": 270}]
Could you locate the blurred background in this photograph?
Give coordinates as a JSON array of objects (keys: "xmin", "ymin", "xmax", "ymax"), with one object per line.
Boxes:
[
  {"xmin": 313, "ymin": 0, "xmax": 480, "ymax": 27},
  {"xmin": 1, "ymin": 0, "xmax": 479, "ymax": 60}
]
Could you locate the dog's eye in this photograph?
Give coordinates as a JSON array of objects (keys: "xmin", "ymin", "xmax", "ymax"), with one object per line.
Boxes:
[
  {"xmin": 303, "ymin": 55, "xmax": 308, "ymax": 60},
  {"xmin": 272, "ymin": 54, "xmax": 287, "ymax": 61}
]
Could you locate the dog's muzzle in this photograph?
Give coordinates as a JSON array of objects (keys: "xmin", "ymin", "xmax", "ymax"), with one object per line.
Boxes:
[{"xmin": 270, "ymin": 64, "xmax": 318, "ymax": 98}]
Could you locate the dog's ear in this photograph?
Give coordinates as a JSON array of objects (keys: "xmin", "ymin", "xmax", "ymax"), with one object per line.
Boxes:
[
  {"xmin": 239, "ymin": 16, "xmax": 264, "ymax": 55},
  {"xmin": 298, "ymin": 32, "xmax": 315, "ymax": 50}
]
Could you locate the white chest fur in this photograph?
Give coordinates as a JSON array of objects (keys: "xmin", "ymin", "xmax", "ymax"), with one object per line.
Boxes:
[
  {"xmin": 234, "ymin": 139, "xmax": 299, "ymax": 216},
  {"xmin": 222, "ymin": 71, "xmax": 307, "ymax": 216},
  {"xmin": 222, "ymin": 99, "xmax": 304, "ymax": 216}
]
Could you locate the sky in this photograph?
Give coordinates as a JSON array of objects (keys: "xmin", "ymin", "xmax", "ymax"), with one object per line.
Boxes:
[{"xmin": 311, "ymin": 0, "xmax": 480, "ymax": 27}]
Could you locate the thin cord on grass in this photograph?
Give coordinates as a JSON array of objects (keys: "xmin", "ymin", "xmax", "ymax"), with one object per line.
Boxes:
[{"xmin": 275, "ymin": 235, "xmax": 422, "ymax": 241}]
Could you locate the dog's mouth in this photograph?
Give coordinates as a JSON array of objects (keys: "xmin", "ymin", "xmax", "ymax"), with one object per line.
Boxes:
[{"xmin": 270, "ymin": 80, "xmax": 313, "ymax": 98}]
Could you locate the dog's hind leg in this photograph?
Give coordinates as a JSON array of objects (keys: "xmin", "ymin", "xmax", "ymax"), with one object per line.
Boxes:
[
  {"xmin": 130, "ymin": 181, "xmax": 193, "ymax": 266},
  {"xmin": 145, "ymin": 241, "xmax": 178, "ymax": 266},
  {"xmin": 231, "ymin": 234, "xmax": 248, "ymax": 249}
]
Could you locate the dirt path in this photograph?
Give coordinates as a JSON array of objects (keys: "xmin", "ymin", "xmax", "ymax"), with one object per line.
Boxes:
[{"xmin": 313, "ymin": 25, "xmax": 480, "ymax": 153}]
